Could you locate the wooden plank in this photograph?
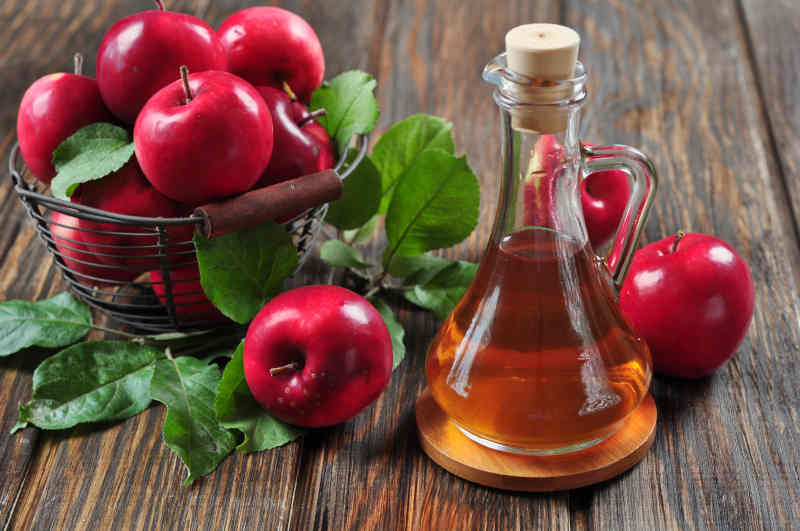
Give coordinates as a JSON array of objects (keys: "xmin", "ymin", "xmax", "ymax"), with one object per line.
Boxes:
[
  {"xmin": 563, "ymin": 0, "xmax": 800, "ymax": 529},
  {"xmin": 738, "ymin": 1, "xmax": 800, "ymax": 228},
  {"xmin": 12, "ymin": 409, "xmax": 305, "ymax": 529}
]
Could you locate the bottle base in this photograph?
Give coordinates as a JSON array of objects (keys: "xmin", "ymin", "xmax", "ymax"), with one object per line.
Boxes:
[
  {"xmin": 416, "ymin": 388, "xmax": 658, "ymax": 491},
  {"xmin": 453, "ymin": 421, "xmax": 618, "ymax": 456}
]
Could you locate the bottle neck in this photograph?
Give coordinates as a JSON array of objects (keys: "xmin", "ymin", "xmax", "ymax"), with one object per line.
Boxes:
[{"xmin": 489, "ymin": 99, "xmax": 587, "ymax": 246}]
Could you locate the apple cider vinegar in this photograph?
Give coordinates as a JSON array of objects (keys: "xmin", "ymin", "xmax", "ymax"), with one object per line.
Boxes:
[
  {"xmin": 426, "ymin": 229, "xmax": 652, "ymax": 453},
  {"xmin": 422, "ymin": 24, "xmax": 659, "ymax": 457}
]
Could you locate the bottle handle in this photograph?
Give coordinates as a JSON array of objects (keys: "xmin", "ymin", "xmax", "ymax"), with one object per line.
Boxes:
[{"xmin": 580, "ymin": 143, "xmax": 658, "ymax": 288}]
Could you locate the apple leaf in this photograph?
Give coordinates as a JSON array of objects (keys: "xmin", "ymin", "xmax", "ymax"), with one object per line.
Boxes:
[
  {"xmin": 325, "ymin": 152, "xmax": 381, "ymax": 230},
  {"xmin": 388, "ymin": 253, "xmax": 453, "ymax": 285},
  {"xmin": 403, "ymin": 260, "xmax": 478, "ymax": 320},
  {"xmin": 0, "ymin": 292, "xmax": 92, "ymax": 357},
  {"xmin": 371, "ymin": 114, "xmax": 455, "ymax": 214},
  {"xmin": 369, "ymin": 298, "xmax": 405, "ymax": 370},
  {"xmin": 194, "ymin": 221, "xmax": 298, "ymax": 325},
  {"xmin": 150, "ymin": 353, "xmax": 237, "ymax": 485},
  {"xmin": 50, "ymin": 123, "xmax": 135, "ymax": 199},
  {"xmin": 343, "ymin": 215, "xmax": 379, "ymax": 245},
  {"xmin": 320, "ymin": 240, "xmax": 373, "ymax": 270},
  {"xmin": 383, "ymin": 149, "xmax": 480, "ymax": 266},
  {"xmin": 310, "ymin": 70, "xmax": 379, "ymax": 155},
  {"xmin": 15, "ymin": 341, "xmax": 162, "ymax": 432},
  {"xmin": 215, "ymin": 340, "xmax": 304, "ymax": 452}
]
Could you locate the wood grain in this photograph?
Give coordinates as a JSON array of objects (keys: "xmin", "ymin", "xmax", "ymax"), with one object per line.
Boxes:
[
  {"xmin": 738, "ymin": 0, "xmax": 800, "ymax": 232},
  {"xmin": 0, "ymin": 0, "xmax": 798, "ymax": 529}
]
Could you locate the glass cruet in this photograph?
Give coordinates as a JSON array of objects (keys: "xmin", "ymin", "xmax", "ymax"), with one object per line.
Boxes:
[{"xmin": 424, "ymin": 33, "xmax": 659, "ymax": 455}]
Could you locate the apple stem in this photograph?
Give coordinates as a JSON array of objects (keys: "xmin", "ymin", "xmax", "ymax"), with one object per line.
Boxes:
[
  {"xmin": 180, "ymin": 65, "xmax": 193, "ymax": 104},
  {"xmin": 153, "ymin": 0, "xmax": 165, "ymax": 10},
  {"xmin": 73, "ymin": 53, "xmax": 83, "ymax": 76},
  {"xmin": 671, "ymin": 231, "xmax": 686, "ymax": 253},
  {"xmin": 297, "ymin": 108, "xmax": 327, "ymax": 127},
  {"xmin": 269, "ymin": 361, "xmax": 301, "ymax": 376},
  {"xmin": 282, "ymin": 81, "xmax": 298, "ymax": 101}
]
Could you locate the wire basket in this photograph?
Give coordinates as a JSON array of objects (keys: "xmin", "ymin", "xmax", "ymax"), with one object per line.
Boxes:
[{"xmin": 8, "ymin": 135, "xmax": 368, "ymax": 333}]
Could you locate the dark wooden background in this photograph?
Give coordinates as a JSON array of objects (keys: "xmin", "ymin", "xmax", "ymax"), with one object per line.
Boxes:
[{"xmin": 1, "ymin": 0, "xmax": 799, "ymax": 529}]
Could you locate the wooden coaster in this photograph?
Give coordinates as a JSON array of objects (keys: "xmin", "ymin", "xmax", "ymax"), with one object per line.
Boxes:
[{"xmin": 416, "ymin": 388, "xmax": 657, "ymax": 492}]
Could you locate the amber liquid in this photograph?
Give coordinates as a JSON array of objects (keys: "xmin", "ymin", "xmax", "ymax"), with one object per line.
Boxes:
[{"xmin": 426, "ymin": 228, "xmax": 651, "ymax": 453}]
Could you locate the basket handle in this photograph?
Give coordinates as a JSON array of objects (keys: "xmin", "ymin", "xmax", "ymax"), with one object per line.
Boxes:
[{"xmin": 193, "ymin": 170, "xmax": 343, "ymax": 239}]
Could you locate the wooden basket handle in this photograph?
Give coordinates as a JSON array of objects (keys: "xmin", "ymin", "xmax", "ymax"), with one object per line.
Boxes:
[{"xmin": 193, "ymin": 170, "xmax": 342, "ymax": 239}]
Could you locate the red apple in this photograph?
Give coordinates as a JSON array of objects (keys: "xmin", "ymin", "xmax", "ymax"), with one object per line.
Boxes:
[
  {"xmin": 96, "ymin": 1, "xmax": 226, "ymax": 124},
  {"xmin": 218, "ymin": 7, "xmax": 324, "ymax": 103},
  {"xmin": 17, "ymin": 58, "xmax": 114, "ymax": 184},
  {"xmin": 49, "ymin": 211, "xmax": 137, "ymax": 287},
  {"xmin": 244, "ymin": 285, "xmax": 393, "ymax": 427},
  {"xmin": 254, "ymin": 86, "xmax": 336, "ymax": 188},
  {"xmin": 72, "ymin": 159, "xmax": 192, "ymax": 273},
  {"xmin": 581, "ymin": 169, "xmax": 631, "ymax": 249},
  {"xmin": 523, "ymin": 134, "xmax": 563, "ymax": 228},
  {"xmin": 150, "ymin": 264, "xmax": 226, "ymax": 323},
  {"xmin": 620, "ymin": 232, "xmax": 755, "ymax": 378},
  {"xmin": 134, "ymin": 69, "xmax": 273, "ymax": 205}
]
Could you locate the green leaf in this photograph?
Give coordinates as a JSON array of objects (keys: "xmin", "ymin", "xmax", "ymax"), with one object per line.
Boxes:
[
  {"xmin": 325, "ymin": 152, "xmax": 381, "ymax": 230},
  {"xmin": 310, "ymin": 70, "xmax": 379, "ymax": 154},
  {"xmin": 50, "ymin": 123, "xmax": 136, "ymax": 199},
  {"xmin": 388, "ymin": 253, "xmax": 452, "ymax": 285},
  {"xmin": 371, "ymin": 114, "xmax": 455, "ymax": 214},
  {"xmin": 343, "ymin": 215, "xmax": 379, "ymax": 245},
  {"xmin": 369, "ymin": 298, "xmax": 405, "ymax": 370},
  {"xmin": 320, "ymin": 240, "xmax": 373, "ymax": 270},
  {"xmin": 16, "ymin": 341, "xmax": 162, "ymax": 430},
  {"xmin": 404, "ymin": 261, "xmax": 478, "ymax": 320},
  {"xmin": 383, "ymin": 149, "xmax": 480, "ymax": 266},
  {"xmin": 0, "ymin": 292, "xmax": 92, "ymax": 357},
  {"xmin": 150, "ymin": 354, "xmax": 236, "ymax": 485},
  {"xmin": 216, "ymin": 340, "xmax": 304, "ymax": 452},
  {"xmin": 194, "ymin": 221, "xmax": 298, "ymax": 324}
]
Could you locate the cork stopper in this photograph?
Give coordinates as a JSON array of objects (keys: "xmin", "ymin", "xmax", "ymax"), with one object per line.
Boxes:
[{"xmin": 504, "ymin": 24, "xmax": 581, "ymax": 133}]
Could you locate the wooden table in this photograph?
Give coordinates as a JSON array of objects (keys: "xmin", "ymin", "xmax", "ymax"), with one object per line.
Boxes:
[{"xmin": 2, "ymin": 0, "xmax": 798, "ymax": 529}]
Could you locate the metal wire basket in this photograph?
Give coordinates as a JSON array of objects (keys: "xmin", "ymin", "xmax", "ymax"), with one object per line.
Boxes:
[{"xmin": 8, "ymin": 135, "xmax": 368, "ymax": 333}]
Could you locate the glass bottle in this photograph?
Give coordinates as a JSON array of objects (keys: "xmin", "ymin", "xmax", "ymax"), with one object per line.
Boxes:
[{"xmin": 425, "ymin": 52, "xmax": 658, "ymax": 455}]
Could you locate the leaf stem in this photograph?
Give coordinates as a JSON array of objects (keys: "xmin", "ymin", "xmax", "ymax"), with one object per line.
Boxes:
[
  {"xmin": 364, "ymin": 270, "xmax": 389, "ymax": 299},
  {"xmin": 364, "ymin": 286, "xmax": 380, "ymax": 299}
]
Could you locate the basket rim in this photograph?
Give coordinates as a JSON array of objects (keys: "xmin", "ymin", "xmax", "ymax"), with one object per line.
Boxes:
[{"xmin": 9, "ymin": 133, "xmax": 369, "ymax": 228}]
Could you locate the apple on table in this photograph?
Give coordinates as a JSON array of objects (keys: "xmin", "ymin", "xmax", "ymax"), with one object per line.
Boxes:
[
  {"xmin": 244, "ymin": 286, "xmax": 393, "ymax": 427},
  {"xmin": 621, "ymin": 232, "xmax": 755, "ymax": 378}
]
